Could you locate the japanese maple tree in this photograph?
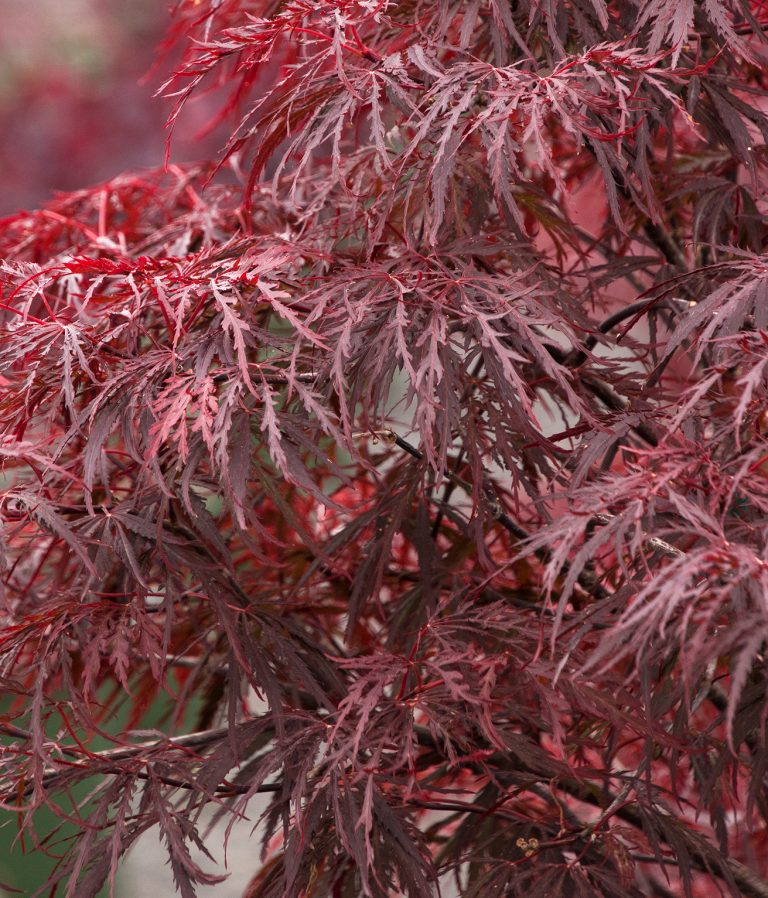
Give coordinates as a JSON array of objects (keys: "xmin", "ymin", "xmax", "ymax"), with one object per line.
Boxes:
[{"xmin": 2, "ymin": 0, "xmax": 768, "ymax": 896}]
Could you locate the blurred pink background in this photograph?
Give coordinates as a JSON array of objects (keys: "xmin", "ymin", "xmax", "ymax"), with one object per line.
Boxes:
[{"xmin": 0, "ymin": 0, "xmax": 219, "ymax": 215}]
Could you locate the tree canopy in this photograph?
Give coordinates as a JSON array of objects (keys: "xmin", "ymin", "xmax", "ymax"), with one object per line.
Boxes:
[{"xmin": 2, "ymin": 1, "xmax": 768, "ymax": 896}]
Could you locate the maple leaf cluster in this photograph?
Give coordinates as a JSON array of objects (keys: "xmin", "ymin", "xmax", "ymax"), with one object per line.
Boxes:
[{"xmin": 2, "ymin": 1, "xmax": 768, "ymax": 896}]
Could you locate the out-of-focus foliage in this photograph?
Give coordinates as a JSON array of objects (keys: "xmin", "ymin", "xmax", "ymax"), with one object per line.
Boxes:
[
  {"xmin": 0, "ymin": 0, "xmax": 218, "ymax": 214},
  {"xmin": 2, "ymin": 2, "xmax": 768, "ymax": 898}
]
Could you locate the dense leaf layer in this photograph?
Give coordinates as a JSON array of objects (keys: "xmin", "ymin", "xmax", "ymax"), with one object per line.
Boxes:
[{"xmin": 2, "ymin": 1, "xmax": 768, "ymax": 896}]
